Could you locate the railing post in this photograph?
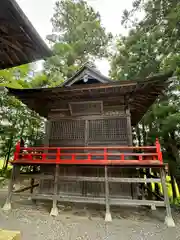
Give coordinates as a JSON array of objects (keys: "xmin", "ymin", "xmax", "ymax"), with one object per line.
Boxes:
[
  {"xmin": 139, "ymin": 155, "xmax": 143, "ymax": 161},
  {"xmin": 156, "ymin": 138, "xmax": 163, "ymax": 163},
  {"xmin": 88, "ymin": 153, "xmax": 91, "ymax": 162},
  {"xmin": 72, "ymin": 153, "xmax": 75, "ymax": 161},
  {"xmin": 42, "ymin": 153, "xmax": 46, "ymax": 162},
  {"xmin": 57, "ymin": 148, "xmax": 60, "ymax": 163},
  {"xmin": 14, "ymin": 142, "xmax": 20, "ymax": 161},
  {"xmin": 104, "ymin": 148, "xmax": 107, "ymax": 163}
]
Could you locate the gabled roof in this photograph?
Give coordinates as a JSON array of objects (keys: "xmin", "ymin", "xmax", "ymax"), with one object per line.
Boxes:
[
  {"xmin": 61, "ymin": 64, "xmax": 112, "ymax": 86},
  {"xmin": 0, "ymin": 0, "xmax": 52, "ymax": 69}
]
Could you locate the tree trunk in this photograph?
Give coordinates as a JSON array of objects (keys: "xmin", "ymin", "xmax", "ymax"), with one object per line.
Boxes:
[
  {"xmin": 3, "ymin": 113, "xmax": 19, "ymax": 170},
  {"xmin": 3, "ymin": 136, "xmax": 14, "ymax": 170}
]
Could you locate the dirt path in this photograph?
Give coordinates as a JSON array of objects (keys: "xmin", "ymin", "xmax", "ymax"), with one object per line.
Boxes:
[{"xmin": 0, "ymin": 189, "xmax": 179, "ymax": 240}]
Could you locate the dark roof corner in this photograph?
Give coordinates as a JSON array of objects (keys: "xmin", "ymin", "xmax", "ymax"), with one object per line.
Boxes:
[
  {"xmin": 0, "ymin": 0, "xmax": 52, "ymax": 69},
  {"xmin": 144, "ymin": 71, "xmax": 174, "ymax": 82}
]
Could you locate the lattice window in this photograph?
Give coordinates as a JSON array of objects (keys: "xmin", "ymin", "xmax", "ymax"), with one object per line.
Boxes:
[
  {"xmin": 88, "ymin": 118, "xmax": 128, "ymax": 142},
  {"xmin": 69, "ymin": 101, "xmax": 103, "ymax": 116},
  {"xmin": 50, "ymin": 120, "xmax": 85, "ymax": 140}
]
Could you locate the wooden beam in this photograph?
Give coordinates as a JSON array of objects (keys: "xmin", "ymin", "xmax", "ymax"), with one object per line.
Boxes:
[
  {"xmin": 51, "ymin": 82, "xmax": 137, "ymax": 93},
  {"xmin": 0, "ymin": 36, "xmax": 22, "ymax": 52},
  {"xmin": 57, "ymin": 176, "xmax": 161, "ymax": 183},
  {"xmin": 32, "ymin": 194, "xmax": 165, "ymax": 207},
  {"xmin": 13, "ymin": 184, "xmax": 39, "ymax": 193},
  {"xmin": 51, "ymin": 109, "xmax": 69, "ymax": 112},
  {"xmin": 48, "ymin": 96, "xmax": 125, "ymax": 109},
  {"xmin": 3, "ymin": 50, "xmax": 14, "ymax": 65},
  {"xmin": 19, "ymin": 173, "xmax": 53, "ymax": 180}
]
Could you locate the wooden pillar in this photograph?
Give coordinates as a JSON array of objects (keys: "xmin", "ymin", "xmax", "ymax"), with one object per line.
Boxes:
[
  {"xmin": 160, "ymin": 167, "xmax": 175, "ymax": 227},
  {"xmin": 40, "ymin": 120, "xmax": 52, "ymax": 195},
  {"xmin": 154, "ymin": 170, "xmax": 161, "ymax": 200},
  {"xmin": 126, "ymin": 108, "xmax": 136, "ymax": 199},
  {"xmin": 30, "ymin": 178, "xmax": 35, "ymax": 195},
  {"xmin": 13, "ymin": 165, "xmax": 21, "ymax": 190},
  {"xmin": 104, "ymin": 165, "xmax": 112, "ymax": 222},
  {"xmin": 50, "ymin": 164, "xmax": 59, "ymax": 216},
  {"xmin": 146, "ymin": 169, "xmax": 153, "ymax": 200},
  {"xmin": 3, "ymin": 166, "xmax": 16, "ymax": 211},
  {"xmin": 43, "ymin": 120, "xmax": 51, "ymax": 147},
  {"xmin": 82, "ymin": 119, "xmax": 89, "ymax": 196},
  {"xmin": 125, "ymin": 108, "xmax": 132, "ymax": 146},
  {"xmin": 28, "ymin": 166, "xmax": 36, "ymax": 201}
]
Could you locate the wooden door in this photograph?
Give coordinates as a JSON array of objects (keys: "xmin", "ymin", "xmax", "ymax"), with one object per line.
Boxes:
[
  {"xmin": 47, "ymin": 119, "xmax": 86, "ymax": 195},
  {"xmin": 85, "ymin": 117, "xmax": 133, "ymax": 198}
]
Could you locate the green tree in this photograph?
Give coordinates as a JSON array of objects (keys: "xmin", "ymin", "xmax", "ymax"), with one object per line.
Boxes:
[
  {"xmin": 0, "ymin": 64, "xmax": 45, "ymax": 170},
  {"xmin": 45, "ymin": 0, "xmax": 112, "ymax": 81},
  {"xmin": 110, "ymin": 0, "xmax": 180, "ymax": 199}
]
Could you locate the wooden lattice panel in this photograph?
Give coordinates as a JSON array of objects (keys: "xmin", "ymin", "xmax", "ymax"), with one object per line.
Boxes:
[
  {"xmin": 88, "ymin": 118, "xmax": 128, "ymax": 142},
  {"xmin": 69, "ymin": 101, "xmax": 103, "ymax": 116},
  {"xmin": 50, "ymin": 120, "xmax": 85, "ymax": 140}
]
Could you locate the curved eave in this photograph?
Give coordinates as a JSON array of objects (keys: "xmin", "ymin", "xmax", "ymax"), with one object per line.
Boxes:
[{"xmin": 6, "ymin": 71, "xmax": 173, "ymax": 125}]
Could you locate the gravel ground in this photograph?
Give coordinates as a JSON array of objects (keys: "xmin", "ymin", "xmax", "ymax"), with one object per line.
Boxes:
[{"xmin": 0, "ymin": 189, "xmax": 180, "ymax": 240}]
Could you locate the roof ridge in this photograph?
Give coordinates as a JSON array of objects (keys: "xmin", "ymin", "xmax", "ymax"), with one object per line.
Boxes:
[{"xmin": 60, "ymin": 63, "xmax": 111, "ymax": 86}]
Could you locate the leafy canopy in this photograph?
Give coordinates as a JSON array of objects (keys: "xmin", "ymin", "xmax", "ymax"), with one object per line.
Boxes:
[{"xmin": 45, "ymin": 0, "xmax": 112, "ymax": 80}]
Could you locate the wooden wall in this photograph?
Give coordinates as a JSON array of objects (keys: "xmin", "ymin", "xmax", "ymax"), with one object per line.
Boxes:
[{"xmin": 38, "ymin": 102, "xmax": 137, "ymax": 199}]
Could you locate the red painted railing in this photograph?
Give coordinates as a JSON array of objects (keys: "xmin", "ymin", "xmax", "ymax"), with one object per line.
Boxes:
[{"xmin": 12, "ymin": 139, "xmax": 163, "ymax": 165}]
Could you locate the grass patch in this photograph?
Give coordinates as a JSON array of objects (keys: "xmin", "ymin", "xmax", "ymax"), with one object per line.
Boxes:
[
  {"xmin": 0, "ymin": 160, "xmax": 12, "ymax": 179},
  {"xmin": 0, "ymin": 160, "xmax": 12, "ymax": 170}
]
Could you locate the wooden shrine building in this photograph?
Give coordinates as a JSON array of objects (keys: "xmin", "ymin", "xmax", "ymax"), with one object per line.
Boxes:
[{"xmin": 3, "ymin": 64, "xmax": 175, "ymax": 227}]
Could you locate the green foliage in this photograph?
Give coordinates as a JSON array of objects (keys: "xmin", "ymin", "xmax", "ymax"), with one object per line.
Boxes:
[
  {"xmin": 0, "ymin": 64, "xmax": 45, "ymax": 169},
  {"xmin": 52, "ymin": 0, "xmax": 111, "ymax": 57},
  {"xmin": 111, "ymin": 0, "xmax": 180, "ymax": 80},
  {"xmin": 110, "ymin": 30, "xmax": 161, "ymax": 80},
  {"xmin": 45, "ymin": 0, "xmax": 112, "ymax": 81},
  {"xmin": 110, "ymin": 0, "xmax": 180, "ymax": 189}
]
